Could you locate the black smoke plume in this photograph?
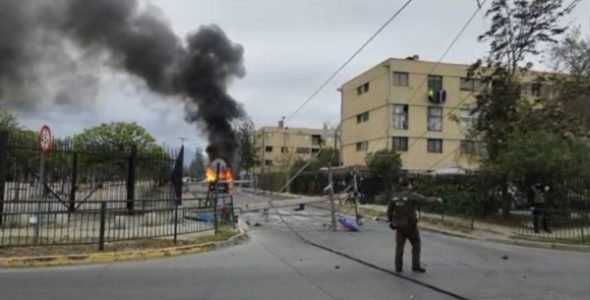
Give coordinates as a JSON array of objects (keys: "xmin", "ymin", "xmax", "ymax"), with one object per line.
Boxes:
[{"xmin": 0, "ymin": 0, "xmax": 245, "ymax": 160}]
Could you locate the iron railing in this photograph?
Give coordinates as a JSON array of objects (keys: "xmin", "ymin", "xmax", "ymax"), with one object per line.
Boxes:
[{"xmin": 0, "ymin": 130, "xmax": 236, "ymax": 249}]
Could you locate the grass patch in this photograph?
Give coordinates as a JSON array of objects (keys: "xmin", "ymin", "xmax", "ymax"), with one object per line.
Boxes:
[
  {"xmin": 0, "ymin": 227, "xmax": 239, "ymax": 258},
  {"xmin": 419, "ymin": 219, "xmax": 474, "ymax": 234}
]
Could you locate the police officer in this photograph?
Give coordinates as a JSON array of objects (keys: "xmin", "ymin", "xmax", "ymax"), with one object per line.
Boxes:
[
  {"xmin": 387, "ymin": 179, "xmax": 442, "ymax": 273},
  {"xmin": 530, "ymin": 183, "xmax": 551, "ymax": 233}
]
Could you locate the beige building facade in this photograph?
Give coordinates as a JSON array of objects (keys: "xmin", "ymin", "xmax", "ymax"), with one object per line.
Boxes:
[
  {"xmin": 339, "ymin": 57, "xmax": 485, "ymax": 172},
  {"xmin": 255, "ymin": 125, "xmax": 336, "ymax": 172}
]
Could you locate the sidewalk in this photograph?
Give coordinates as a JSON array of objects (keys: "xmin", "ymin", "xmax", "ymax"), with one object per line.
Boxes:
[{"xmin": 309, "ymin": 200, "xmax": 590, "ymax": 252}]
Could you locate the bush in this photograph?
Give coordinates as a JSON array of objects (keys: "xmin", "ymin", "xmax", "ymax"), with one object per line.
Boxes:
[{"xmin": 258, "ymin": 172, "xmax": 287, "ymax": 192}]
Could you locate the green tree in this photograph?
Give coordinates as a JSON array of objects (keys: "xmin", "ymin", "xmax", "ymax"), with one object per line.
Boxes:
[
  {"xmin": 470, "ymin": 0, "xmax": 578, "ymax": 217},
  {"xmin": 365, "ymin": 149, "xmax": 402, "ymax": 200},
  {"xmin": 74, "ymin": 122, "xmax": 156, "ymax": 149},
  {"xmin": 234, "ymin": 117, "xmax": 257, "ymax": 176},
  {"xmin": 548, "ymin": 26, "xmax": 590, "ymax": 133},
  {"xmin": 73, "ymin": 122, "xmax": 168, "ymax": 183},
  {"xmin": 495, "ymin": 129, "xmax": 589, "ymax": 181},
  {"xmin": 0, "ymin": 110, "xmax": 18, "ymax": 130}
]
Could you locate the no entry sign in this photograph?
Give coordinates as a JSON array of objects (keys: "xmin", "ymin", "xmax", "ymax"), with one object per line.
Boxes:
[{"xmin": 38, "ymin": 125, "xmax": 52, "ymax": 156}]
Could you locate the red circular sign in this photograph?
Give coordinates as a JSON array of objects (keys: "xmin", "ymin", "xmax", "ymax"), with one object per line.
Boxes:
[{"xmin": 38, "ymin": 125, "xmax": 52, "ymax": 155}]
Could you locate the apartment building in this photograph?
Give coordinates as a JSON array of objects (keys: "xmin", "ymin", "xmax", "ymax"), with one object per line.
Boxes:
[
  {"xmin": 339, "ymin": 56, "xmax": 494, "ymax": 171},
  {"xmin": 255, "ymin": 125, "xmax": 336, "ymax": 171}
]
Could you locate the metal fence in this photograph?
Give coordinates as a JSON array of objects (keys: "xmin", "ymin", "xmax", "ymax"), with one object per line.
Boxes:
[
  {"xmin": 407, "ymin": 174, "xmax": 590, "ymax": 244},
  {"xmin": 303, "ymin": 168, "xmax": 590, "ymax": 244},
  {"xmin": 0, "ymin": 130, "xmax": 235, "ymax": 249}
]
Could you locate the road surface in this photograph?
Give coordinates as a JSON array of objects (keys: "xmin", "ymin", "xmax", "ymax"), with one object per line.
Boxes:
[{"xmin": 0, "ymin": 191, "xmax": 587, "ymax": 300}]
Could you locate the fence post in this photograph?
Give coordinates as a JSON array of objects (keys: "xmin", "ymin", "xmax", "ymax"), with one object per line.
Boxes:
[
  {"xmin": 328, "ymin": 162, "xmax": 337, "ymax": 232},
  {"xmin": 579, "ymin": 212, "xmax": 586, "ymax": 244},
  {"xmin": 470, "ymin": 195, "xmax": 475, "ymax": 230},
  {"xmin": 441, "ymin": 200, "xmax": 445, "ymax": 223},
  {"xmin": 126, "ymin": 144, "xmax": 137, "ymax": 212},
  {"xmin": 213, "ymin": 195, "xmax": 219, "ymax": 235},
  {"xmin": 213, "ymin": 164, "xmax": 220, "ymax": 235},
  {"xmin": 98, "ymin": 202, "xmax": 106, "ymax": 251},
  {"xmin": 173, "ymin": 203, "xmax": 179, "ymax": 245},
  {"xmin": 69, "ymin": 151, "xmax": 78, "ymax": 213},
  {"xmin": 0, "ymin": 131, "xmax": 8, "ymax": 226}
]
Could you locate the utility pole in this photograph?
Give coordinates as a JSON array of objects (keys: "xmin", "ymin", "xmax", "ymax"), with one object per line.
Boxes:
[
  {"xmin": 328, "ymin": 162, "xmax": 337, "ymax": 232},
  {"xmin": 352, "ymin": 169, "xmax": 362, "ymax": 225},
  {"xmin": 178, "ymin": 137, "xmax": 188, "ymax": 146},
  {"xmin": 283, "ymin": 128, "xmax": 290, "ymax": 194}
]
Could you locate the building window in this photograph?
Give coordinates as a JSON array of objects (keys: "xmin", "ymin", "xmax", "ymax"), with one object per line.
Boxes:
[
  {"xmin": 264, "ymin": 160, "xmax": 273, "ymax": 166},
  {"xmin": 392, "ymin": 104, "xmax": 408, "ymax": 129},
  {"xmin": 281, "ymin": 147, "xmax": 288, "ymax": 153},
  {"xmin": 356, "ymin": 111, "xmax": 370, "ymax": 123},
  {"xmin": 265, "ymin": 132, "xmax": 273, "ymax": 139},
  {"xmin": 427, "ymin": 75, "xmax": 443, "ymax": 91},
  {"xmin": 427, "ymin": 139, "xmax": 443, "ymax": 153},
  {"xmin": 392, "ymin": 137, "xmax": 408, "ymax": 152},
  {"xmin": 460, "ymin": 140, "xmax": 477, "ymax": 155},
  {"xmin": 357, "ymin": 82, "xmax": 370, "ymax": 95},
  {"xmin": 265, "ymin": 146, "xmax": 273, "ymax": 152},
  {"xmin": 356, "ymin": 141, "xmax": 369, "ymax": 152},
  {"xmin": 296, "ymin": 147, "xmax": 311, "ymax": 154},
  {"xmin": 392, "ymin": 72, "xmax": 409, "ymax": 86},
  {"xmin": 311, "ymin": 148, "xmax": 320, "ymax": 154},
  {"xmin": 460, "ymin": 77, "xmax": 483, "ymax": 91},
  {"xmin": 427, "ymin": 106, "xmax": 443, "ymax": 131},
  {"xmin": 460, "ymin": 108, "xmax": 476, "ymax": 133},
  {"xmin": 311, "ymin": 135, "xmax": 322, "ymax": 146}
]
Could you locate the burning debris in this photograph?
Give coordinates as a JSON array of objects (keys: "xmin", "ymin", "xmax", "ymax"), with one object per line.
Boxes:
[
  {"xmin": 0, "ymin": 0, "xmax": 244, "ymax": 159},
  {"xmin": 205, "ymin": 145, "xmax": 234, "ymax": 194}
]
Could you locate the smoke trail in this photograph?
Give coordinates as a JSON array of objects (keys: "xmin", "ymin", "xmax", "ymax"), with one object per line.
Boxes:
[{"xmin": 0, "ymin": 0, "xmax": 245, "ymax": 160}]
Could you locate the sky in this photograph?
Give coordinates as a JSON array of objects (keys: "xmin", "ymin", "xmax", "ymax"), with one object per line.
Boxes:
[{"xmin": 16, "ymin": 0, "xmax": 590, "ymax": 157}]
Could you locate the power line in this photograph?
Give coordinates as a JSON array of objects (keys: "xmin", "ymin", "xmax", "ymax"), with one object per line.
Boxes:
[
  {"xmin": 366, "ymin": 0, "xmax": 488, "ymax": 160},
  {"xmin": 405, "ymin": 0, "xmax": 488, "ymax": 107},
  {"xmin": 285, "ymin": 0, "xmax": 414, "ymax": 123}
]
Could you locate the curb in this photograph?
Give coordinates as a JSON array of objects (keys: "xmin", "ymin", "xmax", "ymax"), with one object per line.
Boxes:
[
  {"xmin": 307, "ymin": 202, "xmax": 590, "ymax": 253},
  {"xmin": 0, "ymin": 229, "xmax": 249, "ymax": 268},
  {"xmin": 418, "ymin": 226, "xmax": 477, "ymax": 240},
  {"xmin": 485, "ymin": 237, "xmax": 590, "ymax": 253},
  {"xmin": 372, "ymin": 216, "xmax": 590, "ymax": 253}
]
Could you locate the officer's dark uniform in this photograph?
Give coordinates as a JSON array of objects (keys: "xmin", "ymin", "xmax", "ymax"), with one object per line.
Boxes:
[
  {"xmin": 387, "ymin": 190, "xmax": 440, "ymax": 273},
  {"xmin": 530, "ymin": 184, "xmax": 551, "ymax": 233}
]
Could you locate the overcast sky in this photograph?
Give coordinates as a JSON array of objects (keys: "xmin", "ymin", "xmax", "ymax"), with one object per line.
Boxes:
[{"xmin": 17, "ymin": 0, "xmax": 590, "ymax": 153}]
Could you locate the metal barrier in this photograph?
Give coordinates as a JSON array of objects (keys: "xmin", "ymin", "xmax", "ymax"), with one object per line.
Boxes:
[
  {"xmin": 0, "ymin": 130, "xmax": 237, "ymax": 249},
  {"xmin": 0, "ymin": 198, "xmax": 223, "ymax": 249},
  {"xmin": 511, "ymin": 208, "xmax": 590, "ymax": 243}
]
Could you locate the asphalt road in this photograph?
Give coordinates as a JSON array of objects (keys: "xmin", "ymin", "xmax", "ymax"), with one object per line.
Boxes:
[{"xmin": 0, "ymin": 191, "xmax": 588, "ymax": 300}]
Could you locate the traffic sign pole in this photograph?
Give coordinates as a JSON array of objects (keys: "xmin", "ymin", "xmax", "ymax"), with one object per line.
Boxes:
[
  {"xmin": 34, "ymin": 125, "xmax": 51, "ymax": 245},
  {"xmin": 34, "ymin": 155, "xmax": 45, "ymax": 245}
]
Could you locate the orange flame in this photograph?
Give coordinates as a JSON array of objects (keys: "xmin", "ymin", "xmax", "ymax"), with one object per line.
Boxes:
[{"xmin": 205, "ymin": 167, "xmax": 234, "ymax": 193}]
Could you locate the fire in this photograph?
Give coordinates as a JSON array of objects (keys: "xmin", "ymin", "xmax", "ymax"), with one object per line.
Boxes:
[{"xmin": 205, "ymin": 166, "xmax": 234, "ymax": 193}]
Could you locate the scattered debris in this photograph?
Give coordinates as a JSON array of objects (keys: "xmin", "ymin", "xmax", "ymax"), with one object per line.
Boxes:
[
  {"xmin": 502, "ymin": 255, "xmax": 508, "ymax": 260},
  {"xmin": 254, "ymin": 222, "xmax": 261, "ymax": 227},
  {"xmin": 337, "ymin": 216, "xmax": 359, "ymax": 232},
  {"xmin": 334, "ymin": 265, "xmax": 340, "ymax": 269}
]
